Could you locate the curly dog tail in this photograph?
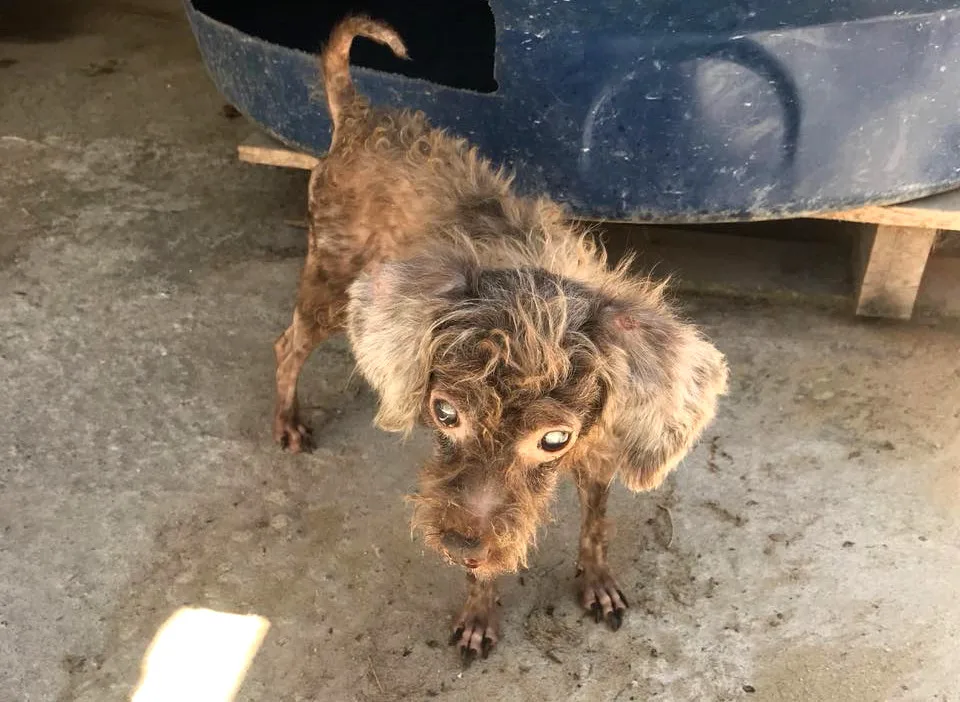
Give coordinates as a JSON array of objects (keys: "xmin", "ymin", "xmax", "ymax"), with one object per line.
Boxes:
[{"xmin": 321, "ymin": 16, "xmax": 407, "ymax": 132}]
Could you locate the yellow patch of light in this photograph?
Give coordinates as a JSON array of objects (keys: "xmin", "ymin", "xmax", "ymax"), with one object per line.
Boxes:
[{"xmin": 131, "ymin": 607, "xmax": 270, "ymax": 702}]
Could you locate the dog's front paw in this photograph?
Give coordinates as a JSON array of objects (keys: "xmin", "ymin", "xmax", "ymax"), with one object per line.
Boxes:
[
  {"xmin": 272, "ymin": 412, "xmax": 312, "ymax": 453},
  {"xmin": 577, "ymin": 563, "xmax": 629, "ymax": 631},
  {"xmin": 450, "ymin": 579, "xmax": 499, "ymax": 666},
  {"xmin": 450, "ymin": 609, "xmax": 499, "ymax": 666}
]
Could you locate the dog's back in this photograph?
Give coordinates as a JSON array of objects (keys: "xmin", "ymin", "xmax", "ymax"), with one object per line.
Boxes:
[{"xmin": 311, "ymin": 17, "xmax": 594, "ymax": 277}]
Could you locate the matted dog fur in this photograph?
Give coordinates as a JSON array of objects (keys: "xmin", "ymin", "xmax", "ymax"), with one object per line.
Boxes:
[{"xmin": 271, "ymin": 16, "xmax": 728, "ymax": 663}]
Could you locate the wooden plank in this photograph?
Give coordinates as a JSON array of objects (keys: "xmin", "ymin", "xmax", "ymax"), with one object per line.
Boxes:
[
  {"xmin": 853, "ymin": 224, "xmax": 938, "ymax": 319},
  {"xmin": 814, "ymin": 188, "xmax": 960, "ymax": 230},
  {"xmin": 238, "ymin": 132, "xmax": 319, "ymax": 170}
]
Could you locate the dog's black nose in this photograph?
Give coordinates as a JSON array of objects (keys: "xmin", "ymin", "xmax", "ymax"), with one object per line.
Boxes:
[{"xmin": 441, "ymin": 530, "xmax": 481, "ymax": 554}]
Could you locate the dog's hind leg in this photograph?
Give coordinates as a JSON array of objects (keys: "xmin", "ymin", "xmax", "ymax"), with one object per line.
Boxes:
[
  {"xmin": 273, "ymin": 310, "xmax": 326, "ymax": 452},
  {"xmin": 273, "ymin": 250, "xmax": 347, "ymax": 452}
]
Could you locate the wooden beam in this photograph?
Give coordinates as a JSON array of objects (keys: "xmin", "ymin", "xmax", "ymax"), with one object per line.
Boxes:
[
  {"xmin": 238, "ymin": 132, "xmax": 319, "ymax": 170},
  {"xmin": 853, "ymin": 224, "xmax": 938, "ymax": 319},
  {"xmin": 814, "ymin": 188, "xmax": 960, "ymax": 230}
]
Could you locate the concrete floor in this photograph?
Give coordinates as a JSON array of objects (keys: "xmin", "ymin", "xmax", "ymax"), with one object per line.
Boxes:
[{"xmin": 2, "ymin": 2, "xmax": 960, "ymax": 701}]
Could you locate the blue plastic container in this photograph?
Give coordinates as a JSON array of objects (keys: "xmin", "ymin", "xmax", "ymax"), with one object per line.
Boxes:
[{"xmin": 185, "ymin": 0, "xmax": 960, "ymax": 222}]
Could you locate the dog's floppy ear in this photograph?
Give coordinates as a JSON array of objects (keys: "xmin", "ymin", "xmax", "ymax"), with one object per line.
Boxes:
[
  {"xmin": 595, "ymin": 292, "xmax": 728, "ymax": 492},
  {"xmin": 346, "ymin": 256, "xmax": 468, "ymax": 433}
]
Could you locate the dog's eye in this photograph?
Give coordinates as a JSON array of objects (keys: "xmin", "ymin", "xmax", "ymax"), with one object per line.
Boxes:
[
  {"xmin": 433, "ymin": 399, "xmax": 459, "ymax": 428},
  {"xmin": 539, "ymin": 430, "xmax": 571, "ymax": 452}
]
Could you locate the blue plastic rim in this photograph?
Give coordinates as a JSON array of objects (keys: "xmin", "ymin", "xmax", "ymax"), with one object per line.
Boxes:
[{"xmin": 185, "ymin": 0, "xmax": 960, "ymax": 223}]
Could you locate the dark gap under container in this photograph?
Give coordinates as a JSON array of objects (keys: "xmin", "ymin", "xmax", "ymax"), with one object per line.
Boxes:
[{"xmin": 194, "ymin": 0, "xmax": 498, "ymax": 93}]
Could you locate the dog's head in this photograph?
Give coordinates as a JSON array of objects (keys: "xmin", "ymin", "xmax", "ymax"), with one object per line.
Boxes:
[{"xmin": 347, "ymin": 250, "xmax": 727, "ymax": 579}]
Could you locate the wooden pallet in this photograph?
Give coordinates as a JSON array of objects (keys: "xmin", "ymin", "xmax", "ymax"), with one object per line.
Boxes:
[{"xmin": 239, "ymin": 132, "xmax": 953, "ymax": 320}]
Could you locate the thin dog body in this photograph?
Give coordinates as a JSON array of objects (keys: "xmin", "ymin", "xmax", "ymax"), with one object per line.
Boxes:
[{"xmin": 272, "ymin": 16, "xmax": 728, "ymax": 662}]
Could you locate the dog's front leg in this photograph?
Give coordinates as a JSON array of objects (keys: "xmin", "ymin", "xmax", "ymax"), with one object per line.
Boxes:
[
  {"xmin": 575, "ymin": 470, "xmax": 629, "ymax": 630},
  {"xmin": 450, "ymin": 573, "xmax": 498, "ymax": 664}
]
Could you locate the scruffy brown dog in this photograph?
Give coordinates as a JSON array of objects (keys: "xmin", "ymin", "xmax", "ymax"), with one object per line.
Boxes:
[{"xmin": 272, "ymin": 17, "xmax": 728, "ymax": 662}]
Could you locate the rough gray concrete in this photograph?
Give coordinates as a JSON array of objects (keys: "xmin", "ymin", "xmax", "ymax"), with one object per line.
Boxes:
[{"xmin": 2, "ymin": 3, "xmax": 960, "ymax": 701}]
